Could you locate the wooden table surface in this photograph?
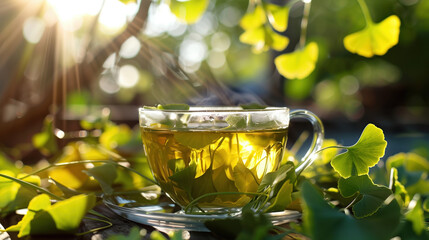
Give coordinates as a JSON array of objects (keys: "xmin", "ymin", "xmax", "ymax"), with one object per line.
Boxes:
[{"xmin": 1, "ymin": 204, "xmax": 219, "ymax": 240}]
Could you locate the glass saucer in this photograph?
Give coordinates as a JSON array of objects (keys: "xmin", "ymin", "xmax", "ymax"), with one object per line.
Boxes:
[{"xmin": 103, "ymin": 186, "xmax": 301, "ymax": 232}]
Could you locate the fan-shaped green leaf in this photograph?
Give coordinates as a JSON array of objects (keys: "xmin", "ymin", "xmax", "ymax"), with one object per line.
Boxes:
[
  {"xmin": 169, "ymin": 161, "xmax": 197, "ymax": 195},
  {"xmin": 274, "ymin": 42, "xmax": 318, "ymax": 79},
  {"xmin": 169, "ymin": 0, "xmax": 209, "ymax": 24},
  {"xmin": 0, "ymin": 172, "xmax": 40, "ymax": 214},
  {"xmin": 83, "ymin": 163, "xmax": 117, "ymax": 194},
  {"xmin": 240, "ymin": 25, "xmax": 289, "ymax": 53},
  {"xmin": 264, "ymin": 180, "xmax": 293, "ymax": 212},
  {"xmin": 233, "ymin": 161, "xmax": 259, "ymax": 193},
  {"xmin": 331, "ymin": 124, "xmax": 387, "ymax": 178},
  {"xmin": 240, "ymin": 5, "xmax": 266, "ymax": 30},
  {"xmin": 338, "ymin": 175, "xmax": 392, "ymax": 218},
  {"xmin": 344, "ymin": 15, "xmax": 401, "ymax": 58},
  {"xmin": 265, "ymin": 3, "xmax": 289, "ymax": 32},
  {"xmin": 7, "ymin": 194, "xmax": 96, "ymax": 237},
  {"xmin": 386, "ymin": 152, "xmax": 429, "ymax": 173}
]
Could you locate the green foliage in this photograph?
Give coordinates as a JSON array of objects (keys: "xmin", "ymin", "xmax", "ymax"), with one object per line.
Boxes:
[
  {"xmin": 386, "ymin": 152, "xmax": 429, "ymax": 198},
  {"xmin": 301, "ymin": 181, "xmax": 401, "ymax": 240},
  {"xmin": 32, "ymin": 116, "xmax": 58, "ymax": 156},
  {"xmin": 274, "ymin": 42, "xmax": 319, "ymax": 80},
  {"xmin": 343, "ymin": 0, "xmax": 401, "ymax": 58},
  {"xmin": 83, "ymin": 163, "xmax": 117, "ymax": 194},
  {"xmin": 263, "ymin": 180, "xmax": 292, "ymax": 212},
  {"xmin": 0, "ymin": 172, "xmax": 40, "ymax": 215},
  {"xmin": 405, "ymin": 196, "xmax": 426, "ymax": 236},
  {"xmin": 205, "ymin": 208, "xmax": 283, "ymax": 240},
  {"xmin": 106, "ymin": 227, "xmax": 142, "ymax": 240},
  {"xmin": 1, "ymin": 113, "xmax": 429, "ymax": 239},
  {"xmin": 338, "ymin": 175, "xmax": 392, "ymax": 218},
  {"xmin": 265, "ymin": 3, "xmax": 289, "ymax": 32},
  {"xmin": 331, "ymin": 124, "xmax": 387, "ymax": 178},
  {"xmin": 6, "ymin": 193, "xmax": 96, "ymax": 237}
]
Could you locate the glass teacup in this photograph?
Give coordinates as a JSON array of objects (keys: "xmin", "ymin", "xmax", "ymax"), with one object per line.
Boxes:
[{"xmin": 139, "ymin": 107, "xmax": 323, "ymax": 213}]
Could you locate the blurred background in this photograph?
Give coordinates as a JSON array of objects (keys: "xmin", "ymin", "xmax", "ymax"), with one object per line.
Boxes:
[{"xmin": 0, "ymin": 0, "xmax": 428, "ymax": 163}]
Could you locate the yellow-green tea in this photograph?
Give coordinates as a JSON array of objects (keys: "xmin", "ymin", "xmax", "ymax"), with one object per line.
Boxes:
[{"xmin": 141, "ymin": 128, "xmax": 288, "ymax": 209}]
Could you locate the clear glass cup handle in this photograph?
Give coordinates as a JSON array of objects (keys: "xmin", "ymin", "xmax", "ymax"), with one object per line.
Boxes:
[{"xmin": 290, "ymin": 109, "xmax": 324, "ymax": 175}]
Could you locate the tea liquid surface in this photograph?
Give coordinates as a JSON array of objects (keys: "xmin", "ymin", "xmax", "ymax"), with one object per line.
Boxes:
[{"xmin": 141, "ymin": 128, "xmax": 288, "ymax": 208}]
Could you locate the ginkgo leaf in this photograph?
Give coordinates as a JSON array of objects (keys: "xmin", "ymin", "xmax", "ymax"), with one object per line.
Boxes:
[
  {"xmin": 174, "ymin": 132, "xmax": 222, "ymax": 149},
  {"xmin": 405, "ymin": 196, "xmax": 425, "ymax": 236},
  {"xmin": 240, "ymin": 26, "xmax": 289, "ymax": 54},
  {"xmin": 240, "ymin": 5, "xmax": 266, "ymax": 30},
  {"xmin": 7, "ymin": 194, "xmax": 96, "ymax": 237},
  {"xmin": 265, "ymin": 3, "xmax": 289, "ymax": 32},
  {"xmin": 0, "ymin": 172, "xmax": 40, "ymax": 214},
  {"xmin": 169, "ymin": 0, "xmax": 209, "ymax": 24},
  {"xmin": 331, "ymin": 124, "xmax": 387, "ymax": 178},
  {"xmin": 338, "ymin": 175, "xmax": 392, "ymax": 218},
  {"xmin": 389, "ymin": 167, "xmax": 410, "ymax": 207},
  {"xmin": 264, "ymin": 180, "xmax": 293, "ymax": 212},
  {"xmin": 83, "ymin": 163, "xmax": 117, "ymax": 194},
  {"xmin": 233, "ymin": 161, "xmax": 259, "ymax": 193},
  {"xmin": 274, "ymin": 42, "xmax": 318, "ymax": 79},
  {"xmin": 301, "ymin": 181, "xmax": 401, "ymax": 240},
  {"xmin": 344, "ymin": 15, "xmax": 401, "ymax": 58}
]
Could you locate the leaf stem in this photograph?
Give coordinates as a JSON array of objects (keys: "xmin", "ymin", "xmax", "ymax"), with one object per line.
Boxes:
[
  {"xmin": 298, "ymin": 0, "xmax": 312, "ymax": 49},
  {"xmin": 0, "ymin": 173, "xmax": 63, "ymax": 200},
  {"xmin": 184, "ymin": 192, "xmax": 268, "ymax": 214},
  {"xmin": 341, "ymin": 195, "xmax": 359, "ymax": 213},
  {"xmin": 20, "ymin": 159, "xmax": 158, "ymax": 185},
  {"xmin": 356, "ymin": 0, "xmax": 373, "ymax": 25},
  {"xmin": 315, "ymin": 145, "xmax": 348, "ymax": 155},
  {"xmin": 76, "ymin": 217, "xmax": 113, "ymax": 236}
]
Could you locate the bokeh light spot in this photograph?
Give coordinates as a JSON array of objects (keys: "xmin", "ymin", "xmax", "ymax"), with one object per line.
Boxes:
[
  {"xmin": 23, "ymin": 17, "xmax": 45, "ymax": 44},
  {"xmin": 118, "ymin": 65, "xmax": 139, "ymax": 88},
  {"xmin": 120, "ymin": 36, "xmax": 141, "ymax": 59}
]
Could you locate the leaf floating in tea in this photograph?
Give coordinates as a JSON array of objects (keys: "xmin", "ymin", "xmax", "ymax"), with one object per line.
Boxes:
[
  {"xmin": 338, "ymin": 175, "xmax": 392, "ymax": 218},
  {"xmin": 225, "ymin": 115, "xmax": 247, "ymax": 130},
  {"xmin": 169, "ymin": 161, "xmax": 197, "ymax": 195},
  {"xmin": 191, "ymin": 168, "xmax": 217, "ymax": 203},
  {"xmin": 331, "ymin": 124, "xmax": 387, "ymax": 178},
  {"xmin": 168, "ymin": 158, "xmax": 187, "ymax": 173},
  {"xmin": 239, "ymin": 103, "xmax": 267, "ymax": 110},
  {"xmin": 233, "ymin": 161, "xmax": 259, "ymax": 193},
  {"xmin": 174, "ymin": 132, "xmax": 222, "ymax": 149},
  {"xmin": 156, "ymin": 104, "xmax": 190, "ymax": 110}
]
